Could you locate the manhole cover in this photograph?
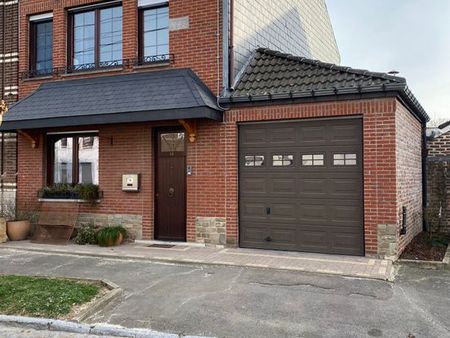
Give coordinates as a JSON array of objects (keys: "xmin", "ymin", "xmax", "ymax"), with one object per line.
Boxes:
[{"xmin": 148, "ymin": 244, "xmax": 176, "ymax": 248}]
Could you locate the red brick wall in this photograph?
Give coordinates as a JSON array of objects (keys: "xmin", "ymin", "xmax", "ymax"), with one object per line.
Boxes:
[
  {"xmin": 428, "ymin": 131, "xmax": 450, "ymax": 157},
  {"xmin": 224, "ymin": 98, "xmax": 400, "ymax": 255},
  {"xmin": 19, "ymin": 0, "xmax": 223, "ymax": 98},
  {"xmin": 17, "ymin": 97, "xmax": 424, "ymax": 255},
  {"xmin": 17, "ymin": 121, "xmax": 226, "ymax": 242},
  {"xmin": 17, "ymin": 124, "xmax": 155, "ymax": 237},
  {"xmin": 395, "ymin": 104, "xmax": 424, "ymax": 255}
]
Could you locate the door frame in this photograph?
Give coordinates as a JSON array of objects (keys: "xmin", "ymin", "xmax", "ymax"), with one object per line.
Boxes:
[{"xmin": 154, "ymin": 127, "xmax": 187, "ymax": 241}]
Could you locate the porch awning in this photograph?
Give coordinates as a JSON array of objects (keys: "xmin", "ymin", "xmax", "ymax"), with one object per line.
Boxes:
[{"xmin": 0, "ymin": 68, "xmax": 223, "ymax": 131}]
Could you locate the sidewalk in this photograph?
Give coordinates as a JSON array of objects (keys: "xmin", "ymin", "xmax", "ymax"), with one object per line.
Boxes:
[{"xmin": 0, "ymin": 241, "xmax": 393, "ymax": 280}]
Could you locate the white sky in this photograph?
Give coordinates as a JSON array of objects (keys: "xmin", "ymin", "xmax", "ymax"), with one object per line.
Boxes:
[{"xmin": 327, "ymin": 0, "xmax": 450, "ymax": 121}]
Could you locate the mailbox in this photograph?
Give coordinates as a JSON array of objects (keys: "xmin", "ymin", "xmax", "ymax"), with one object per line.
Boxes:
[{"xmin": 122, "ymin": 174, "xmax": 140, "ymax": 192}]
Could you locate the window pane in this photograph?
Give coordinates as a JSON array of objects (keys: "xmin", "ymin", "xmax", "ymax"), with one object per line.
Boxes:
[
  {"xmin": 100, "ymin": 6, "xmax": 122, "ymax": 63},
  {"xmin": 73, "ymin": 11, "xmax": 95, "ymax": 66},
  {"xmin": 53, "ymin": 138, "xmax": 73, "ymax": 184},
  {"xmin": 245, "ymin": 156, "xmax": 255, "ymax": 167},
  {"xmin": 161, "ymin": 133, "xmax": 185, "ymax": 153},
  {"xmin": 245, "ymin": 155, "xmax": 265, "ymax": 167},
  {"xmin": 142, "ymin": 6, "xmax": 169, "ymax": 57},
  {"xmin": 33, "ymin": 20, "xmax": 53, "ymax": 73},
  {"xmin": 78, "ymin": 136, "xmax": 99, "ymax": 184},
  {"xmin": 302, "ymin": 154, "xmax": 324, "ymax": 166},
  {"xmin": 273, "ymin": 155, "xmax": 294, "ymax": 167},
  {"xmin": 333, "ymin": 153, "xmax": 357, "ymax": 166}
]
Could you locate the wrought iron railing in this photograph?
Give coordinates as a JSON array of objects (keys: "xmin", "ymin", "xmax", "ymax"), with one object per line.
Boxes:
[
  {"xmin": 134, "ymin": 54, "xmax": 174, "ymax": 66},
  {"xmin": 20, "ymin": 54, "xmax": 174, "ymax": 80}
]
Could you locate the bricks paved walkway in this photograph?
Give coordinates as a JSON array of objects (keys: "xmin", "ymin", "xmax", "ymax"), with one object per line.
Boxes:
[{"xmin": 0, "ymin": 241, "xmax": 393, "ymax": 280}]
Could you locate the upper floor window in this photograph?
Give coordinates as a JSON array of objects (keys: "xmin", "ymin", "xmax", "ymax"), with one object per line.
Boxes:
[
  {"xmin": 69, "ymin": 5, "xmax": 122, "ymax": 69},
  {"xmin": 139, "ymin": 4, "xmax": 169, "ymax": 62},
  {"xmin": 29, "ymin": 17, "xmax": 53, "ymax": 75}
]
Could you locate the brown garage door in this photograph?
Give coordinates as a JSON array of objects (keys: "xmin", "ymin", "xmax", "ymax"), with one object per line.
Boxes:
[{"xmin": 239, "ymin": 118, "xmax": 364, "ymax": 256}]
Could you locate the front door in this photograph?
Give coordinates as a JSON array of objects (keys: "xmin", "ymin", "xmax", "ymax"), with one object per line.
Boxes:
[{"xmin": 155, "ymin": 129, "xmax": 186, "ymax": 241}]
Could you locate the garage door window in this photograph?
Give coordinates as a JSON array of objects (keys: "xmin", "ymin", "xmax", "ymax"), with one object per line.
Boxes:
[
  {"xmin": 302, "ymin": 154, "xmax": 324, "ymax": 166},
  {"xmin": 334, "ymin": 153, "xmax": 357, "ymax": 166},
  {"xmin": 272, "ymin": 155, "xmax": 294, "ymax": 167},
  {"xmin": 245, "ymin": 155, "xmax": 265, "ymax": 167}
]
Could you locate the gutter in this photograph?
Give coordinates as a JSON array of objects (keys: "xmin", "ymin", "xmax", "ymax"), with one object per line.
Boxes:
[{"xmin": 220, "ymin": 83, "xmax": 429, "ymax": 123}]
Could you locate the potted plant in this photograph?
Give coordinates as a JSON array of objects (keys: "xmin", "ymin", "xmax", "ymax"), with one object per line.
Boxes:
[
  {"xmin": 96, "ymin": 226, "xmax": 127, "ymax": 247},
  {"xmin": 38, "ymin": 184, "xmax": 101, "ymax": 205},
  {"xmin": 6, "ymin": 208, "xmax": 38, "ymax": 241},
  {"xmin": 74, "ymin": 184, "xmax": 100, "ymax": 205}
]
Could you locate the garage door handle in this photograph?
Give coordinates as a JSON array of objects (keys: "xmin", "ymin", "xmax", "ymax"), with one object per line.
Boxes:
[
  {"xmin": 265, "ymin": 236, "xmax": 272, "ymax": 242},
  {"xmin": 266, "ymin": 207, "xmax": 271, "ymax": 215}
]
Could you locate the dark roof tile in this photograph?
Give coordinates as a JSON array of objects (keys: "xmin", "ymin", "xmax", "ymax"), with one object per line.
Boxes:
[{"xmin": 225, "ymin": 48, "xmax": 428, "ymax": 122}]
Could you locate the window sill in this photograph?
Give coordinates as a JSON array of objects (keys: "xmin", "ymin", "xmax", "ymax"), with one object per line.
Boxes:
[
  {"xmin": 38, "ymin": 198, "xmax": 101, "ymax": 203},
  {"xmin": 133, "ymin": 62, "xmax": 171, "ymax": 70},
  {"xmin": 22, "ymin": 75, "xmax": 53, "ymax": 82},
  {"xmin": 61, "ymin": 67, "xmax": 123, "ymax": 78}
]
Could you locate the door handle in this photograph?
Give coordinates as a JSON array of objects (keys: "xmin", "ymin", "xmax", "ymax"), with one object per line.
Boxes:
[
  {"xmin": 265, "ymin": 236, "xmax": 272, "ymax": 242},
  {"xmin": 168, "ymin": 187, "xmax": 175, "ymax": 197},
  {"xmin": 266, "ymin": 207, "xmax": 271, "ymax": 215}
]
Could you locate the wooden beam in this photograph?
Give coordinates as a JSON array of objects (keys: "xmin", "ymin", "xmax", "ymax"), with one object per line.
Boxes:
[
  {"xmin": 178, "ymin": 119, "xmax": 197, "ymax": 143},
  {"xmin": 18, "ymin": 130, "xmax": 39, "ymax": 149}
]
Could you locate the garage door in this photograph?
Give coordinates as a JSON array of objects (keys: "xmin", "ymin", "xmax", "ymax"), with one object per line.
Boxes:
[{"xmin": 239, "ymin": 118, "xmax": 364, "ymax": 256}]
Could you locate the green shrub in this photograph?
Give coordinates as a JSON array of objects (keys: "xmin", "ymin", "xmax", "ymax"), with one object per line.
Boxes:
[
  {"xmin": 74, "ymin": 224, "xmax": 97, "ymax": 245},
  {"xmin": 96, "ymin": 226, "xmax": 127, "ymax": 247}
]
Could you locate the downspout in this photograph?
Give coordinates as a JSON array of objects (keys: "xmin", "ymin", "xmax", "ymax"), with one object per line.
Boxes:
[
  {"xmin": 229, "ymin": 0, "xmax": 234, "ymax": 88},
  {"xmin": 422, "ymin": 122, "xmax": 428, "ymax": 231},
  {"xmin": 222, "ymin": 0, "xmax": 230, "ymax": 92}
]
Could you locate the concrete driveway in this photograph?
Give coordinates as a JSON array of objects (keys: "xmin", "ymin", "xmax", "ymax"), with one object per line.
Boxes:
[{"xmin": 0, "ymin": 249, "xmax": 449, "ymax": 338}]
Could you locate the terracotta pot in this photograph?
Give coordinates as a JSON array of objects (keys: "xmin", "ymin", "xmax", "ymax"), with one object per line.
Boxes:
[
  {"xmin": 115, "ymin": 232, "xmax": 124, "ymax": 246},
  {"xmin": 6, "ymin": 220, "xmax": 31, "ymax": 241},
  {"xmin": 104, "ymin": 233, "xmax": 123, "ymax": 247}
]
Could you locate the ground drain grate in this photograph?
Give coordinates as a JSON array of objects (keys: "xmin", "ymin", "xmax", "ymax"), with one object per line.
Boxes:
[{"xmin": 147, "ymin": 244, "xmax": 176, "ymax": 249}]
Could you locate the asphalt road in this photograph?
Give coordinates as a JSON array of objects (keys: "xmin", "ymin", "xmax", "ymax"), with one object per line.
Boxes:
[{"xmin": 0, "ymin": 249, "xmax": 449, "ymax": 338}]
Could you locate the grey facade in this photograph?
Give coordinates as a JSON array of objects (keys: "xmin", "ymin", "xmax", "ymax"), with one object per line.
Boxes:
[{"xmin": 231, "ymin": 0, "xmax": 340, "ymax": 78}]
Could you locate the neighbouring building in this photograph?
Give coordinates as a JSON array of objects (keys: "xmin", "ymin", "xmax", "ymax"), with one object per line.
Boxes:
[
  {"xmin": 427, "ymin": 120, "xmax": 450, "ymax": 233},
  {"xmin": 231, "ymin": 0, "xmax": 340, "ymax": 78},
  {"xmin": 0, "ymin": 0, "xmax": 19, "ymax": 216},
  {"xmin": 0, "ymin": 0, "xmax": 428, "ymax": 259}
]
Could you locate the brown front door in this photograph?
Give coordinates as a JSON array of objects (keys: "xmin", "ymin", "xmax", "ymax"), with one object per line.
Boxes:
[{"xmin": 155, "ymin": 129, "xmax": 186, "ymax": 241}]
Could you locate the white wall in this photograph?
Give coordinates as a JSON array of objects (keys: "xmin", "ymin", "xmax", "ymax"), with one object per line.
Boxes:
[{"xmin": 233, "ymin": 0, "xmax": 340, "ymax": 76}]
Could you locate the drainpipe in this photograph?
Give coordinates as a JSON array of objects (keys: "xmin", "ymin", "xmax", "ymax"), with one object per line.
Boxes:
[
  {"xmin": 222, "ymin": 0, "xmax": 230, "ymax": 92},
  {"xmin": 422, "ymin": 122, "xmax": 428, "ymax": 231}
]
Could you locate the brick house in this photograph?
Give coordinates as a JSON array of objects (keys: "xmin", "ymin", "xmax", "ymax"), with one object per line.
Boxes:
[
  {"xmin": 0, "ymin": 0, "xmax": 19, "ymax": 214},
  {"xmin": 0, "ymin": 0, "xmax": 429, "ymax": 258},
  {"xmin": 427, "ymin": 121, "xmax": 450, "ymax": 233}
]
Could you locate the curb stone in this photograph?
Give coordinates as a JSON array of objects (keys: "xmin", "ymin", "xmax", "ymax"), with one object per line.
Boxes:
[
  {"xmin": 0, "ymin": 315, "xmax": 213, "ymax": 338},
  {"xmin": 443, "ymin": 246, "xmax": 450, "ymax": 266},
  {"xmin": 75, "ymin": 280, "xmax": 123, "ymax": 322}
]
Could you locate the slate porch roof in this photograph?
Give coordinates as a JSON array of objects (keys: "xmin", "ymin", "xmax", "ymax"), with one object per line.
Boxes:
[
  {"xmin": 222, "ymin": 48, "xmax": 429, "ymax": 122},
  {"xmin": 0, "ymin": 68, "xmax": 223, "ymax": 131}
]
